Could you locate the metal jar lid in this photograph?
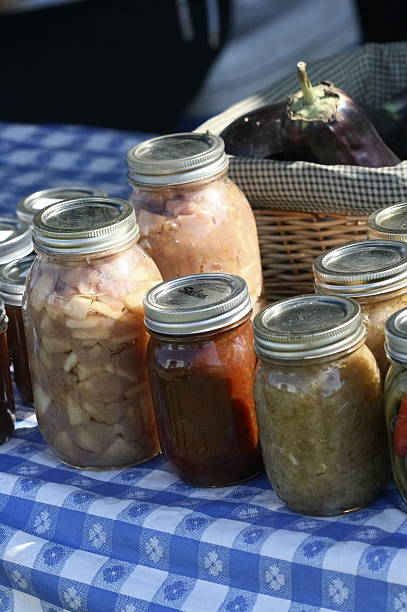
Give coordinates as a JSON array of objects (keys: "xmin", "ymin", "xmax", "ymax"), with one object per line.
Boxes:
[
  {"xmin": 253, "ymin": 294, "xmax": 365, "ymax": 360},
  {"xmin": 313, "ymin": 240, "xmax": 407, "ymax": 297},
  {"xmin": 367, "ymin": 203, "xmax": 407, "ymax": 241},
  {"xmin": 143, "ymin": 273, "xmax": 251, "ymax": 335},
  {"xmin": 0, "ymin": 254, "xmax": 36, "ymax": 306},
  {"xmin": 0, "ymin": 217, "xmax": 33, "ymax": 265},
  {"xmin": 16, "ymin": 185, "xmax": 107, "ymax": 225},
  {"xmin": 127, "ymin": 132, "xmax": 229, "ymax": 186},
  {"xmin": 0, "ymin": 298, "xmax": 8, "ymax": 333},
  {"xmin": 33, "ymin": 197, "xmax": 139, "ymax": 255},
  {"xmin": 385, "ymin": 307, "xmax": 407, "ymax": 362}
]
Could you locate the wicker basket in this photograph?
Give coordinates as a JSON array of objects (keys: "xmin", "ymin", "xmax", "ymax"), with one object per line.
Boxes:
[
  {"xmin": 198, "ymin": 43, "xmax": 407, "ymax": 301},
  {"xmin": 253, "ymin": 210, "xmax": 368, "ymax": 300}
]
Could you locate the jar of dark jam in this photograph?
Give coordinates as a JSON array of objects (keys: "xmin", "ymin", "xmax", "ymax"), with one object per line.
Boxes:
[
  {"xmin": 0, "ymin": 297, "xmax": 15, "ymax": 440},
  {"xmin": 144, "ymin": 273, "xmax": 262, "ymax": 487},
  {"xmin": 0, "ymin": 255, "xmax": 35, "ymax": 405},
  {"xmin": 16, "ymin": 185, "xmax": 106, "ymax": 225}
]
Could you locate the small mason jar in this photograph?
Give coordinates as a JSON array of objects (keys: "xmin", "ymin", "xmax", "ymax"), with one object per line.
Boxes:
[
  {"xmin": 16, "ymin": 185, "xmax": 106, "ymax": 225},
  {"xmin": 314, "ymin": 240, "xmax": 407, "ymax": 377},
  {"xmin": 23, "ymin": 196, "xmax": 163, "ymax": 469},
  {"xmin": 144, "ymin": 273, "xmax": 262, "ymax": 487},
  {"xmin": 127, "ymin": 132, "xmax": 265, "ymax": 314},
  {"xmin": 253, "ymin": 295, "xmax": 388, "ymax": 516},
  {"xmin": 0, "ymin": 255, "xmax": 36, "ymax": 405},
  {"xmin": 384, "ymin": 308, "xmax": 407, "ymax": 507},
  {"xmin": 0, "ymin": 297, "xmax": 15, "ymax": 441},
  {"xmin": 367, "ymin": 202, "xmax": 407, "ymax": 241}
]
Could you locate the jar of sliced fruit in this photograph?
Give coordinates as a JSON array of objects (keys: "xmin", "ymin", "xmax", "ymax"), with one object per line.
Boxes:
[{"xmin": 23, "ymin": 196, "xmax": 163, "ymax": 469}]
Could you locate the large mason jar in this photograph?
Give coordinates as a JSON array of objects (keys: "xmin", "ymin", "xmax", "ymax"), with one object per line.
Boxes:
[
  {"xmin": 314, "ymin": 240, "xmax": 407, "ymax": 378},
  {"xmin": 144, "ymin": 273, "xmax": 262, "ymax": 487},
  {"xmin": 384, "ymin": 308, "xmax": 407, "ymax": 508},
  {"xmin": 127, "ymin": 132, "xmax": 265, "ymax": 314},
  {"xmin": 23, "ymin": 196, "xmax": 162, "ymax": 469},
  {"xmin": 253, "ymin": 295, "xmax": 388, "ymax": 516}
]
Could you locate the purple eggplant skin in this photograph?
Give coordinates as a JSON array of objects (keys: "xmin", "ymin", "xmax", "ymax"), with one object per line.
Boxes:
[
  {"xmin": 280, "ymin": 63, "xmax": 400, "ymax": 168},
  {"xmin": 220, "ymin": 101, "xmax": 286, "ymax": 159}
]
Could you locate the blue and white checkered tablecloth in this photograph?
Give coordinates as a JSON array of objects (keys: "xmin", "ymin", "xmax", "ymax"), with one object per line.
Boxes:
[{"xmin": 0, "ymin": 121, "xmax": 407, "ymax": 612}]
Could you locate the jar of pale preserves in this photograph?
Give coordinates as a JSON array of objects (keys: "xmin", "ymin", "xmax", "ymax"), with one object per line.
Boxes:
[
  {"xmin": 0, "ymin": 255, "xmax": 36, "ymax": 405},
  {"xmin": 384, "ymin": 308, "xmax": 407, "ymax": 508},
  {"xmin": 16, "ymin": 185, "xmax": 106, "ymax": 225},
  {"xmin": 314, "ymin": 240, "xmax": 407, "ymax": 377},
  {"xmin": 253, "ymin": 295, "xmax": 388, "ymax": 516},
  {"xmin": 127, "ymin": 132, "xmax": 265, "ymax": 314},
  {"xmin": 23, "ymin": 196, "xmax": 162, "ymax": 469},
  {"xmin": 367, "ymin": 202, "xmax": 407, "ymax": 241},
  {"xmin": 144, "ymin": 273, "xmax": 262, "ymax": 487}
]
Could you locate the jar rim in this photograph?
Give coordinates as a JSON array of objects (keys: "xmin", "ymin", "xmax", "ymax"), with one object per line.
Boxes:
[
  {"xmin": 32, "ymin": 197, "xmax": 139, "ymax": 255},
  {"xmin": 127, "ymin": 132, "xmax": 229, "ymax": 186},
  {"xmin": 253, "ymin": 294, "xmax": 365, "ymax": 360},
  {"xmin": 143, "ymin": 273, "xmax": 251, "ymax": 335}
]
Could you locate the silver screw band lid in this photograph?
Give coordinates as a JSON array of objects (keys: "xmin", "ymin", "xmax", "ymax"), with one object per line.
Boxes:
[
  {"xmin": 33, "ymin": 197, "xmax": 139, "ymax": 255},
  {"xmin": 127, "ymin": 132, "xmax": 229, "ymax": 186},
  {"xmin": 385, "ymin": 307, "xmax": 407, "ymax": 362},
  {"xmin": 16, "ymin": 185, "xmax": 107, "ymax": 225},
  {"xmin": 368, "ymin": 202, "xmax": 407, "ymax": 241},
  {"xmin": 0, "ymin": 254, "xmax": 36, "ymax": 306},
  {"xmin": 143, "ymin": 273, "xmax": 251, "ymax": 335},
  {"xmin": 0, "ymin": 217, "xmax": 33, "ymax": 265},
  {"xmin": 253, "ymin": 294, "xmax": 365, "ymax": 360},
  {"xmin": 314, "ymin": 240, "xmax": 407, "ymax": 297}
]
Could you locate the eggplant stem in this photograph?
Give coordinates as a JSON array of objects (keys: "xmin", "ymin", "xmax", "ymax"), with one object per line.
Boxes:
[{"xmin": 297, "ymin": 61, "xmax": 316, "ymax": 105}]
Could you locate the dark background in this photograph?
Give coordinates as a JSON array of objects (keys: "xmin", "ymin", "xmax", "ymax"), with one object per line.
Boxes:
[{"xmin": 0, "ymin": 0, "xmax": 405, "ymax": 134}]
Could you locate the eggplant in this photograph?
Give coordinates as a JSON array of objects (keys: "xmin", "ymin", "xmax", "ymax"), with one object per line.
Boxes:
[
  {"xmin": 220, "ymin": 101, "xmax": 286, "ymax": 159},
  {"xmin": 280, "ymin": 62, "xmax": 400, "ymax": 167}
]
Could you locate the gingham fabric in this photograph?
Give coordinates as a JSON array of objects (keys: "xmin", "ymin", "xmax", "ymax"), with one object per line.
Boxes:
[
  {"xmin": 199, "ymin": 42, "xmax": 407, "ymax": 216},
  {"xmin": 1, "ymin": 121, "xmax": 407, "ymax": 612}
]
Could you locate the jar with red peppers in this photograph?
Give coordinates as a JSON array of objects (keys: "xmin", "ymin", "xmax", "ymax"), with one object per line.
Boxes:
[
  {"xmin": 144, "ymin": 273, "xmax": 262, "ymax": 487},
  {"xmin": 384, "ymin": 308, "xmax": 407, "ymax": 508},
  {"xmin": 0, "ymin": 255, "xmax": 35, "ymax": 405},
  {"xmin": 128, "ymin": 132, "xmax": 265, "ymax": 315}
]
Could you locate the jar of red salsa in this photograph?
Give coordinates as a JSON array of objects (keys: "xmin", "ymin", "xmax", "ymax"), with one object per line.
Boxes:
[{"xmin": 144, "ymin": 273, "xmax": 262, "ymax": 487}]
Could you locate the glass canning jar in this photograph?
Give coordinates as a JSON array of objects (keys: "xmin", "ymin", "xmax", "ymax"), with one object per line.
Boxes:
[
  {"xmin": 23, "ymin": 196, "xmax": 163, "ymax": 469},
  {"xmin": 367, "ymin": 202, "xmax": 407, "ymax": 241},
  {"xmin": 0, "ymin": 255, "xmax": 36, "ymax": 405},
  {"xmin": 0, "ymin": 297, "xmax": 15, "ymax": 439},
  {"xmin": 314, "ymin": 240, "xmax": 407, "ymax": 378},
  {"xmin": 384, "ymin": 308, "xmax": 407, "ymax": 508},
  {"xmin": 144, "ymin": 273, "xmax": 262, "ymax": 487},
  {"xmin": 127, "ymin": 132, "xmax": 265, "ymax": 315},
  {"xmin": 253, "ymin": 295, "xmax": 388, "ymax": 516},
  {"xmin": 16, "ymin": 185, "xmax": 106, "ymax": 226}
]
